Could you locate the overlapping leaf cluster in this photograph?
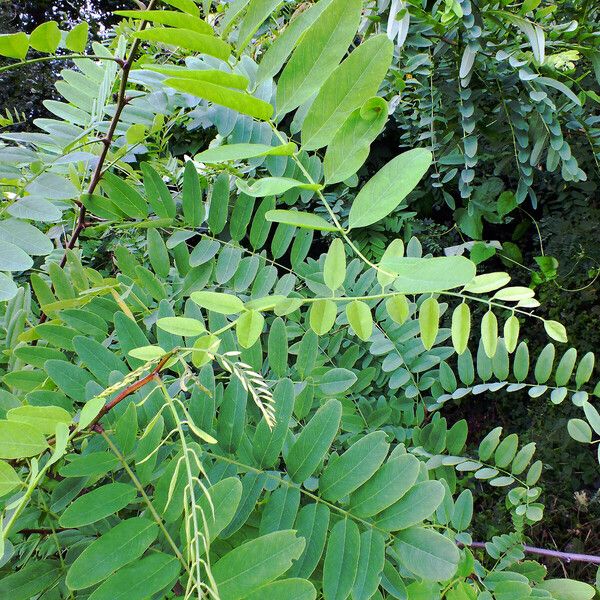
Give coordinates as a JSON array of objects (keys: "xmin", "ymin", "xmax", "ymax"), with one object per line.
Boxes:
[
  {"xmin": 0, "ymin": 2, "xmax": 599, "ymax": 600},
  {"xmin": 371, "ymin": 0, "xmax": 599, "ymax": 239}
]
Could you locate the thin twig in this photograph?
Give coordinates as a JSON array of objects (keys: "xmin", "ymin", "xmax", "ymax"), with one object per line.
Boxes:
[{"xmin": 466, "ymin": 541, "xmax": 600, "ymax": 565}]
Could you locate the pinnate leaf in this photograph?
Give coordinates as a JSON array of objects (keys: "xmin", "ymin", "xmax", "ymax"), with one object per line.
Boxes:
[
  {"xmin": 265, "ymin": 210, "xmax": 338, "ymax": 232},
  {"xmin": 394, "ymin": 527, "xmax": 459, "ymax": 582},
  {"xmin": 346, "ymin": 300, "xmax": 373, "ymax": 341},
  {"xmin": 59, "ymin": 483, "xmax": 137, "ymax": 527}
]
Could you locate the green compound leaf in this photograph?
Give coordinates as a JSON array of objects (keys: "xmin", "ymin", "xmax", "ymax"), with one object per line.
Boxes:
[
  {"xmin": 385, "ymin": 257, "xmax": 476, "ymax": 294},
  {"xmin": 386, "ymin": 294, "xmax": 410, "ymax": 325},
  {"xmin": 567, "ymin": 418, "xmax": 592, "ymax": 443},
  {"xmin": 319, "ymin": 431, "xmax": 388, "ymax": 501},
  {"xmin": 165, "ymin": 78, "xmax": 274, "ymax": 120},
  {"xmin": 0, "ymin": 561, "xmax": 61, "ymax": 600},
  {"xmin": 0, "ymin": 240, "xmax": 34, "ymax": 272},
  {"xmin": 195, "ymin": 477, "xmax": 243, "ymax": 543},
  {"xmin": 256, "ymin": 0, "xmax": 334, "ymax": 82},
  {"xmin": 394, "ymin": 527, "xmax": 459, "ymax": 582},
  {"xmin": 147, "ymin": 65, "xmax": 249, "ymax": 89},
  {"xmin": 324, "ymin": 97, "xmax": 388, "ymax": 185},
  {"xmin": 536, "ymin": 579, "xmax": 596, "ymax": 600},
  {"xmin": 419, "ymin": 297, "xmax": 440, "ymax": 351},
  {"xmin": 59, "ymin": 452, "xmax": 119, "ymax": 478},
  {"xmin": 323, "ymin": 238, "xmax": 346, "ymax": 292},
  {"xmin": 265, "ymin": 210, "xmax": 338, "ymax": 232},
  {"xmin": 236, "ymin": 177, "xmax": 321, "ymax": 197},
  {"xmin": 156, "ymin": 316, "xmax": 205, "ymax": 337},
  {"xmin": 544, "ymin": 319, "xmax": 568, "ymax": 343},
  {"xmin": 451, "ymin": 303, "xmax": 471, "ymax": 355},
  {"xmin": 375, "ymin": 480, "xmax": 445, "ymax": 531},
  {"xmin": 349, "ymin": 454, "xmax": 420, "ymax": 518},
  {"xmin": 318, "ymin": 368, "xmax": 357, "ymax": 395},
  {"xmin": 275, "ymin": 0, "xmax": 362, "ymax": 117},
  {"xmin": 134, "ymin": 27, "xmax": 230, "ymax": 59},
  {"xmin": 504, "ymin": 314, "xmax": 520, "ymax": 353},
  {"xmin": 29, "ymin": 21, "xmax": 61, "ymax": 54},
  {"xmin": 7, "ymin": 405, "xmax": 72, "ymax": 435},
  {"xmin": 115, "ymin": 10, "xmax": 213, "ymax": 34},
  {"xmin": 352, "ymin": 529, "xmax": 386, "ymax": 600},
  {"xmin": 481, "ymin": 310, "xmax": 499, "ymax": 358},
  {"xmin": 288, "ymin": 504, "xmax": 330, "ymax": 579},
  {"xmin": 236, "ymin": 309, "xmax": 265, "ymax": 348},
  {"xmin": 0, "ymin": 460, "xmax": 21, "ymax": 496},
  {"xmin": 301, "ymin": 34, "xmax": 393, "ymax": 151},
  {"xmin": 346, "ymin": 300, "xmax": 373, "ymax": 341},
  {"xmin": 191, "ymin": 291, "xmax": 245, "ymax": 314},
  {"xmin": 244, "ymin": 579, "xmax": 316, "ymax": 600},
  {"xmin": 195, "ymin": 142, "xmax": 296, "ymax": 163},
  {"xmin": 309, "ymin": 299, "xmax": 337, "ymax": 335},
  {"xmin": 323, "ymin": 519, "xmax": 360, "ymax": 600},
  {"xmin": 87, "ymin": 553, "xmax": 180, "ymax": 600},
  {"xmin": 0, "ymin": 32, "xmax": 29, "ymax": 59},
  {"xmin": 65, "ymin": 22, "xmax": 89, "ymax": 52}
]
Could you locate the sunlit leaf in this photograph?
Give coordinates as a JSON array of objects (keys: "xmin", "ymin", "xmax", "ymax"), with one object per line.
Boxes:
[
  {"xmin": 0, "ymin": 420, "xmax": 48, "ymax": 459},
  {"xmin": 165, "ymin": 77, "xmax": 273, "ymax": 120},
  {"xmin": 349, "ymin": 149, "xmax": 432, "ymax": 229},
  {"xmin": 115, "ymin": 10, "xmax": 213, "ymax": 34},
  {"xmin": 276, "ymin": 0, "xmax": 362, "ymax": 117}
]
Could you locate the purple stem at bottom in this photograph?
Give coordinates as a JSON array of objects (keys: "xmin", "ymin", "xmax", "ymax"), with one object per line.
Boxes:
[{"xmin": 466, "ymin": 541, "xmax": 600, "ymax": 565}]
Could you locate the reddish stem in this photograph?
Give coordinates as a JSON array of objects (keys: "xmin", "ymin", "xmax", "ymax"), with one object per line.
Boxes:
[
  {"xmin": 38, "ymin": 4, "xmax": 156, "ymax": 323},
  {"xmin": 88, "ymin": 354, "xmax": 171, "ymax": 430}
]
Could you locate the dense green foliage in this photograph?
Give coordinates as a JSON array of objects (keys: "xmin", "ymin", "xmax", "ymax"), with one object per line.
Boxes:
[{"xmin": 0, "ymin": 1, "xmax": 599, "ymax": 599}]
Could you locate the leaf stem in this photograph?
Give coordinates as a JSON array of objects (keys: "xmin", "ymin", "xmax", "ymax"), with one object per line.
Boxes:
[
  {"xmin": 100, "ymin": 429, "xmax": 193, "ymax": 576},
  {"xmin": 267, "ymin": 121, "xmax": 397, "ymax": 277},
  {"xmin": 0, "ymin": 54, "xmax": 122, "ymax": 74}
]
